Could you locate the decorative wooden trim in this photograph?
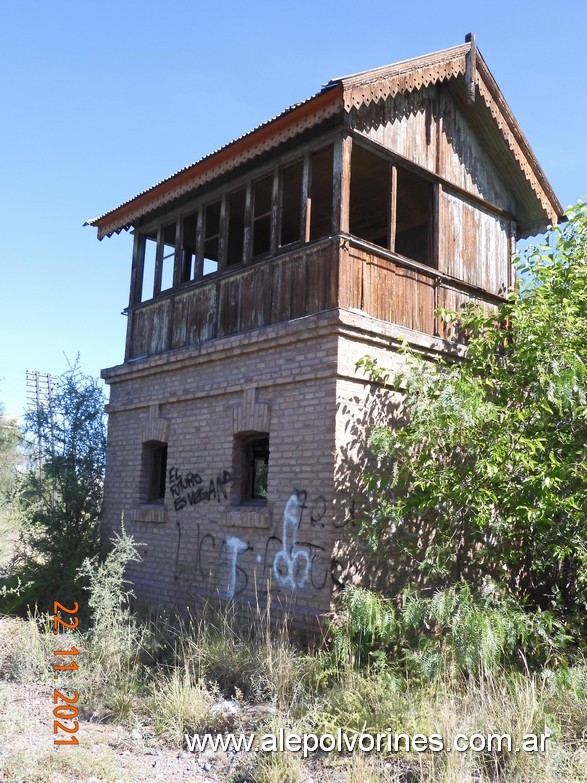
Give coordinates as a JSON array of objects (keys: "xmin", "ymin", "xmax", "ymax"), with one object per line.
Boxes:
[{"xmin": 92, "ymin": 88, "xmax": 342, "ymax": 239}]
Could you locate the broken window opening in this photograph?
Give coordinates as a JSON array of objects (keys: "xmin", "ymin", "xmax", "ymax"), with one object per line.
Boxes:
[
  {"xmin": 395, "ymin": 167, "xmax": 434, "ymax": 266},
  {"xmin": 227, "ymin": 188, "xmax": 246, "ymax": 266},
  {"xmin": 252, "ymin": 176, "xmax": 272, "ymax": 257},
  {"xmin": 237, "ymin": 433, "xmax": 269, "ymax": 505},
  {"xmin": 280, "ymin": 160, "xmax": 303, "ymax": 246},
  {"xmin": 181, "ymin": 211, "xmax": 198, "ymax": 283},
  {"xmin": 160, "ymin": 222, "xmax": 176, "ymax": 291},
  {"xmin": 141, "ymin": 234, "xmax": 157, "ymax": 302},
  {"xmin": 203, "ymin": 201, "xmax": 221, "ymax": 275},
  {"xmin": 349, "ymin": 145, "xmax": 391, "ymax": 249},
  {"xmin": 309, "ymin": 145, "xmax": 334, "ymax": 241},
  {"xmin": 142, "ymin": 441, "xmax": 168, "ymax": 504}
]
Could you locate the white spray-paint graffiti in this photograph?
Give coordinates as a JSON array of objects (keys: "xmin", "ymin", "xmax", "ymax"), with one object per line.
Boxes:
[
  {"xmin": 222, "ymin": 536, "xmax": 249, "ymax": 599},
  {"xmin": 272, "ymin": 493, "xmax": 311, "ymax": 589}
]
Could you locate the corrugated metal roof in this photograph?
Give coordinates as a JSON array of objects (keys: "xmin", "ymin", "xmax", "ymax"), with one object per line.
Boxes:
[
  {"xmin": 86, "ymin": 40, "xmax": 563, "ymax": 240},
  {"xmin": 85, "ymin": 85, "xmax": 339, "ymax": 236}
]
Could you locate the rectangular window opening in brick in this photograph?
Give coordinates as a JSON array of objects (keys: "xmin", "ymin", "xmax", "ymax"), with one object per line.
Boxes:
[
  {"xmin": 143, "ymin": 442, "xmax": 168, "ymax": 504},
  {"xmin": 238, "ymin": 433, "xmax": 269, "ymax": 505}
]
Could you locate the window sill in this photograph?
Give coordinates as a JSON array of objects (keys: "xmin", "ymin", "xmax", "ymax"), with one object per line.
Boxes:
[
  {"xmin": 226, "ymin": 508, "xmax": 271, "ymax": 529},
  {"xmin": 128, "ymin": 505, "xmax": 167, "ymax": 524}
]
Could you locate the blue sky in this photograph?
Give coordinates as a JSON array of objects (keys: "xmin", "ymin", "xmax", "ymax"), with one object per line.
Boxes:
[{"xmin": 0, "ymin": 1, "xmax": 585, "ymax": 418}]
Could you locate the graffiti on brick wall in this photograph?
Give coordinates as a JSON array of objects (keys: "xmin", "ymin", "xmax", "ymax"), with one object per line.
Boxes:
[
  {"xmin": 272, "ymin": 494, "xmax": 311, "ymax": 589},
  {"xmin": 169, "ymin": 467, "xmax": 231, "ymax": 511},
  {"xmin": 188, "ymin": 488, "xmax": 355, "ymax": 599},
  {"xmin": 222, "ymin": 536, "xmax": 252, "ymax": 599}
]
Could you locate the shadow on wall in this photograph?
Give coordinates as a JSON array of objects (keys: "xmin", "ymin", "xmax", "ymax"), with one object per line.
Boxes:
[{"xmin": 332, "ymin": 373, "xmax": 446, "ymax": 599}]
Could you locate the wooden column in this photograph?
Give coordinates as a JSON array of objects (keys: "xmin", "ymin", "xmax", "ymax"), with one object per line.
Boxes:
[
  {"xmin": 129, "ymin": 231, "xmax": 144, "ymax": 306},
  {"xmin": 153, "ymin": 225, "xmax": 163, "ymax": 297},
  {"xmin": 243, "ymin": 182, "xmax": 253, "ymax": 265},
  {"xmin": 333, "ymin": 132, "xmax": 352, "ymax": 234},
  {"xmin": 173, "ymin": 217, "xmax": 184, "ymax": 288},
  {"xmin": 301, "ymin": 151, "xmax": 311, "ymax": 243},
  {"xmin": 194, "ymin": 207, "xmax": 204, "ymax": 280},
  {"xmin": 217, "ymin": 194, "xmax": 228, "ymax": 272},
  {"xmin": 270, "ymin": 167, "xmax": 280, "ymax": 255},
  {"xmin": 389, "ymin": 165, "xmax": 397, "ymax": 252}
]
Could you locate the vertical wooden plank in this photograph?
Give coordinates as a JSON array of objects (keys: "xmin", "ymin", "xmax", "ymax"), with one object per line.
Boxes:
[
  {"xmin": 129, "ymin": 231, "xmax": 144, "ymax": 307},
  {"xmin": 218, "ymin": 194, "xmax": 228, "ymax": 272},
  {"xmin": 243, "ymin": 181, "xmax": 253, "ymax": 265},
  {"xmin": 302, "ymin": 151, "xmax": 311, "ymax": 243},
  {"xmin": 332, "ymin": 133, "xmax": 352, "ymax": 235},
  {"xmin": 153, "ymin": 224, "xmax": 163, "ymax": 297},
  {"xmin": 270, "ymin": 167, "xmax": 279, "ymax": 255},
  {"xmin": 509, "ymin": 220, "xmax": 517, "ymax": 290},
  {"xmin": 124, "ymin": 310, "xmax": 134, "ymax": 362},
  {"xmin": 173, "ymin": 216, "xmax": 184, "ymax": 288},
  {"xmin": 389, "ymin": 165, "xmax": 397, "ymax": 252},
  {"xmin": 332, "ymin": 133, "xmax": 351, "ymax": 235},
  {"xmin": 433, "ymin": 182, "xmax": 442, "ymax": 270},
  {"xmin": 194, "ymin": 207, "xmax": 204, "ymax": 280}
]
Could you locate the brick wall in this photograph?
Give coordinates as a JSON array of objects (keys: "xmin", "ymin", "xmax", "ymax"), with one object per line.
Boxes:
[{"xmin": 102, "ymin": 307, "xmax": 461, "ymax": 624}]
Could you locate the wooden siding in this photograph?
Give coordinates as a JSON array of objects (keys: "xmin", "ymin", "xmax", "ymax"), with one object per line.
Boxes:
[
  {"xmin": 350, "ymin": 85, "xmax": 438, "ymax": 173},
  {"xmin": 339, "ymin": 241, "xmax": 502, "ymax": 341},
  {"xmin": 439, "ymin": 191, "xmax": 510, "ymax": 297},
  {"xmin": 437, "ymin": 85, "xmax": 516, "ymax": 214},
  {"xmin": 126, "ymin": 241, "xmax": 338, "ymax": 360},
  {"xmin": 340, "ymin": 246, "xmax": 435, "ymax": 334},
  {"xmin": 349, "ymin": 83, "xmax": 516, "ymax": 215}
]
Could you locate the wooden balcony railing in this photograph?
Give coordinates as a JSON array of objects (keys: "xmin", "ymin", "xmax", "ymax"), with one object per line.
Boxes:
[{"xmin": 125, "ymin": 235, "xmax": 506, "ymax": 361}]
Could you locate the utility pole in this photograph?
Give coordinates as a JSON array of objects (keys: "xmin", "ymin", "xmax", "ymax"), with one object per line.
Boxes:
[{"xmin": 25, "ymin": 370, "xmax": 55, "ymax": 503}]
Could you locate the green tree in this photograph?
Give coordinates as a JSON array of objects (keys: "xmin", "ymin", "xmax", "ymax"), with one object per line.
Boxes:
[
  {"xmin": 361, "ymin": 201, "xmax": 587, "ymax": 633},
  {"xmin": 0, "ymin": 399, "xmax": 23, "ymax": 573},
  {"xmin": 10, "ymin": 360, "xmax": 107, "ymax": 613}
]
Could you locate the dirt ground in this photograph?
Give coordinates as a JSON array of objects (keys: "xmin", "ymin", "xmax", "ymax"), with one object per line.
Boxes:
[{"xmin": 0, "ymin": 618, "xmax": 374, "ymax": 783}]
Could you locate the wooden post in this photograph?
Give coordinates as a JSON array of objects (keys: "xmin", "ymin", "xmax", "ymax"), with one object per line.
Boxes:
[
  {"xmin": 129, "ymin": 231, "xmax": 144, "ymax": 306},
  {"xmin": 173, "ymin": 217, "xmax": 184, "ymax": 288},
  {"xmin": 302, "ymin": 151, "xmax": 311, "ymax": 243},
  {"xmin": 194, "ymin": 207, "xmax": 204, "ymax": 280},
  {"xmin": 218, "ymin": 194, "xmax": 228, "ymax": 272},
  {"xmin": 270, "ymin": 167, "xmax": 280, "ymax": 255},
  {"xmin": 153, "ymin": 225, "xmax": 163, "ymax": 297},
  {"xmin": 240, "ymin": 182, "xmax": 252, "ymax": 265},
  {"xmin": 333, "ymin": 132, "xmax": 352, "ymax": 234},
  {"xmin": 389, "ymin": 165, "xmax": 397, "ymax": 252},
  {"xmin": 433, "ymin": 181, "xmax": 442, "ymax": 269},
  {"xmin": 465, "ymin": 32, "xmax": 476, "ymax": 104}
]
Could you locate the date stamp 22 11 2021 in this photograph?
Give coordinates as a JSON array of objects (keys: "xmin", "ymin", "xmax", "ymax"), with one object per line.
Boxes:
[{"xmin": 52, "ymin": 600, "xmax": 80, "ymax": 746}]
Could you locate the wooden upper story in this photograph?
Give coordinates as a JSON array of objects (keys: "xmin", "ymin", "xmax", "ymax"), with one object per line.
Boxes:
[{"xmin": 87, "ymin": 38, "xmax": 563, "ymax": 362}]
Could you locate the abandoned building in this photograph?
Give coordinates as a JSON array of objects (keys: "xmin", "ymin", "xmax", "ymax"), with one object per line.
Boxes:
[{"xmin": 87, "ymin": 36, "xmax": 563, "ymax": 626}]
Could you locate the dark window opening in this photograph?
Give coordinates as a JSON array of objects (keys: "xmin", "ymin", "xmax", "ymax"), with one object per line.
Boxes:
[
  {"xmin": 181, "ymin": 211, "xmax": 198, "ymax": 282},
  {"xmin": 161, "ymin": 222, "xmax": 176, "ymax": 291},
  {"xmin": 241, "ymin": 434, "xmax": 269, "ymax": 504},
  {"xmin": 309, "ymin": 145, "xmax": 333, "ymax": 240},
  {"xmin": 203, "ymin": 201, "xmax": 221, "ymax": 275},
  {"xmin": 227, "ymin": 188, "xmax": 246, "ymax": 266},
  {"xmin": 349, "ymin": 146, "xmax": 390, "ymax": 248},
  {"xmin": 141, "ymin": 233, "xmax": 157, "ymax": 302},
  {"xmin": 395, "ymin": 167, "xmax": 433, "ymax": 265},
  {"xmin": 253, "ymin": 176, "xmax": 272, "ymax": 257},
  {"xmin": 143, "ymin": 442, "xmax": 168, "ymax": 503},
  {"xmin": 280, "ymin": 160, "xmax": 303, "ymax": 246}
]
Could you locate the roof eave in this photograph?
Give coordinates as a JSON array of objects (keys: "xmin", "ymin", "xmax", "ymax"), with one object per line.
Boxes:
[{"xmin": 86, "ymin": 85, "xmax": 343, "ymax": 240}]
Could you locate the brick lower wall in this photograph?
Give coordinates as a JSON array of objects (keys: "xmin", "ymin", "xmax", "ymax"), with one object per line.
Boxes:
[{"xmin": 101, "ymin": 308, "xmax": 461, "ymax": 624}]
